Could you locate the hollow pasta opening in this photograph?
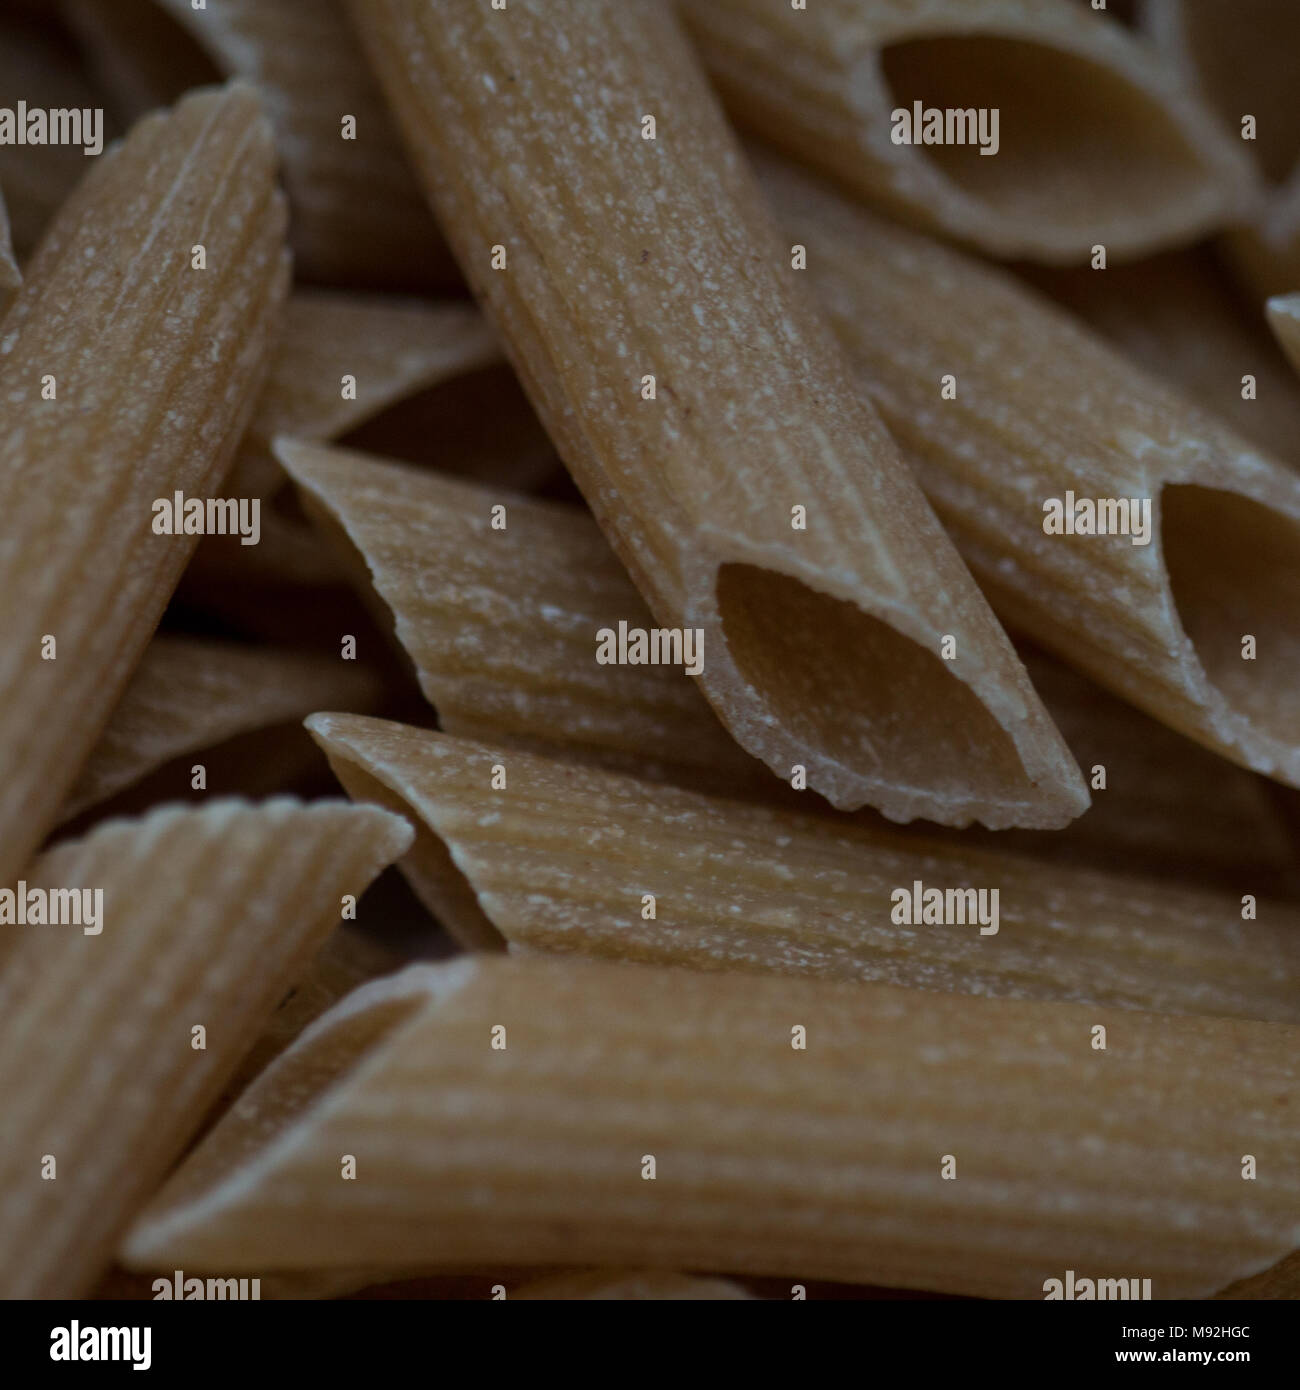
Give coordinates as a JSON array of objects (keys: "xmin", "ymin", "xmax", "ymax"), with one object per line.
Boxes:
[
  {"xmin": 714, "ymin": 563, "xmax": 1041, "ymax": 815},
  {"xmin": 879, "ymin": 35, "xmax": 1210, "ymax": 231},
  {"xmin": 1162, "ymin": 484, "xmax": 1300, "ymax": 743}
]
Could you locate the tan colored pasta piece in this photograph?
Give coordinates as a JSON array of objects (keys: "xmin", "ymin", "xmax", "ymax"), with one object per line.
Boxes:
[
  {"xmin": 1144, "ymin": 0, "xmax": 1300, "ymax": 300},
  {"xmin": 61, "ymin": 0, "xmax": 458, "ymax": 290},
  {"xmin": 0, "ymin": 798, "xmax": 413, "ymax": 1298},
  {"xmin": 761, "ymin": 153, "xmax": 1300, "ymax": 789},
  {"xmin": 680, "ymin": 0, "xmax": 1256, "ymax": 265},
  {"xmin": 0, "ymin": 84, "xmax": 290, "ymax": 887},
  {"xmin": 1022, "ymin": 250, "xmax": 1300, "ymax": 467},
  {"xmin": 186, "ymin": 290, "xmax": 505, "ymax": 588},
  {"xmin": 345, "ymin": 0, "xmax": 1087, "ymax": 830},
  {"xmin": 277, "ymin": 439, "xmax": 772, "ymax": 798},
  {"xmin": 511, "ymin": 1271, "xmax": 750, "ymax": 1301},
  {"xmin": 57, "ymin": 635, "xmax": 383, "ymax": 823},
  {"xmin": 280, "ymin": 441, "xmax": 1294, "ymax": 887},
  {"xmin": 119, "ymin": 954, "xmax": 1300, "ymax": 1298},
  {"xmin": 216, "ymin": 926, "xmax": 412, "ymax": 1117},
  {"xmin": 987, "ymin": 648, "xmax": 1295, "ymax": 890},
  {"xmin": 306, "ymin": 713, "xmax": 1300, "ymax": 1024},
  {"xmin": 0, "ymin": 184, "xmax": 18, "ymax": 289},
  {"xmin": 248, "ymin": 291, "xmax": 500, "ymax": 450}
]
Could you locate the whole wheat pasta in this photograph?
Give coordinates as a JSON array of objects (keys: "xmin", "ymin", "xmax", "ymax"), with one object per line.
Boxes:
[
  {"xmin": 306, "ymin": 712, "xmax": 1300, "ymax": 1024},
  {"xmin": 216, "ymin": 925, "xmax": 412, "ymax": 1118},
  {"xmin": 0, "ymin": 84, "xmax": 289, "ymax": 889},
  {"xmin": 1021, "ymin": 249, "xmax": 1300, "ymax": 468},
  {"xmin": 119, "ymin": 954, "xmax": 1300, "ymax": 1299},
  {"xmin": 680, "ymin": 0, "xmax": 1255, "ymax": 265},
  {"xmin": 761, "ymin": 152, "xmax": 1300, "ymax": 788},
  {"xmin": 60, "ymin": 0, "xmax": 458, "ymax": 290},
  {"xmin": 58, "ymin": 636, "xmax": 384, "ymax": 824},
  {"xmin": 346, "ymin": 0, "xmax": 1087, "ymax": 830},
  {"xmin": 280, "ymin": 439, "xmax": 1293, "ymax": 889},
  {"xmin": 277, "ymin": 439, "xmax": 772, "ymax": 798},
  {"xmin": 0, "ymin": 798, "xmax": 413, "ymax": 1298},
  {"xmin": 988, "ymin": 648, "xmax": 1295, "ymax": 890},
  {"xmin": 249, "ymin": 291, "xmax": 501, "ymax": 452},
  {"xmin": 186, "ymin": 289, "xmax": 504, "ymax": 589},
  {"xmin": 1144, "ymin": 0, "xmax": 1300, "ymax": 301}
]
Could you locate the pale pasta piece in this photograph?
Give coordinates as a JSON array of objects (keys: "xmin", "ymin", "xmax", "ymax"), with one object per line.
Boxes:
[
  {"xmin": 280, "ymin": 440, "xmax": 1292, "ymax": 882},
  {"xmin": 58, "ymin": 636, "xmax": 383, "ymax": 823},
  {"xmin": 761, "ymin": 153, "xmax": 1300, "ymax": 788},
  {"xmin": 680, "ymin": 0, "xmax": 1255, "ymax": 264},
  {"xmin": 987, "ymin": 648, "xmax": 1295, "ymax": 889},
  {"xmin": 0, "ymin": 84, "xmax": 289, "ymax": 889},
  {"xmin": 0, "ymin": 798, "xmax": 413, "ymax": 1298},
  {"xmin": 119, "ymin": 955, "xmax": 1300, "ymax": 1299},
  {"xmin": 1144, "ymin": 0, "xmax": 1300, "ymax": 300},
  {"xmin": 345, "ymin": 0, "xmax": 1087, "ymax": 830},
  {"xmin": 61, "ymin": 0, "xmax": 458, "ymax": 289},
  {"xmin": 277, "ymin": 439, "xmax": 772, "ymax": 798},
  {"xmin": 280, "ymin": 439, "xmax": 1293, "ymax": 888},
  {"xmin": 1022, "ymin": 250, "xmax": 1300, "ymax": 467},
  {"xmin": 248, "ymin": 292, "xmax": 500, "ymax": 450},
  {"xmin": 187, "ymin": 290, "xmax": 504, "ymax": 588},
  {"xmin": 305, "ymin": 713, "xmax": 1300, "ymax": 1024}
]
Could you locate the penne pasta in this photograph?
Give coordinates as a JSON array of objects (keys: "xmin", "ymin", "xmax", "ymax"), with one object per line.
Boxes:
[
  {"xmin": 1020, "ymin": 249, "xmax": 1300, "ymax": 468},
  {"xmin": 986, "ymin": 648, "xmax": 1295, "ymax": 890},
  {"xmin": 345, "ymin": 0, "xmax": 1088, "ymax": 831},
  {"xmin": 60, "ymin": 0, "xmax": 458, "ymax": 290},
  {"xmin": 761, "ymin": 152, "xmax": 1300, "ymax": 789},
  {"xmin": 186, "ymin": 290, "xmax": 505, "ymax": 589},
  {"xmin": 215, "ymin": 925, "xmax": 412, "ymax": 1119},
  {"xmin": 0, "ymin": 84, "xmax": 289, "ymax": 888},
  {"xmin": 305, "ymin": 713, "xmax": 1300, "ymax": 1025},
  {"xmin": 0, "ymin": 798, "xmax": 413, "ymax": 1298},
  {"xmin": 248, "ymin": 291, "xmax": 501, "ymax": 452},
  {"xmin": 119, "ymin": 955, "xmax": 1300, "ymax": 1299},
  {"xmin": 1144, "ymin": 0, "xmax": 1300, "ymax": 301},
  {"xmin": 58, "ymin": 636, "xmax": 383, "ymax": 824},
  {"xmin": 277, "ymin": 439, "xmax": 772, "ymax": 798},
  {"xmin": 680, "ymin": 0, "xmax": 1256, "ymax": 264},
  {"xmin": 281, "ymin": 439, "xmax": 1294, "ymax": 890}
]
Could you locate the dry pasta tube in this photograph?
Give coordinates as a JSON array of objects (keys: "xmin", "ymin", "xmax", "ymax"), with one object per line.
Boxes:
[
  {"xmin": 345, "ymin": 0, "xmax": 1088, "ymax": 831},
  {"xmin": 281, "ymin": 440, "xmax": 1296, "ymax": 889},
  {"xmin": 761, "ymin": 152, "xmax": 1300, "ymax": 789},
  {"xmin": 0, "ymin": 83, "xmax": 289, "ymax": 889},
  {"xmin": 61, "ymin": 0, "xmax": 458, "ymax": 290},
  {"xmin": 681, "ymin": 0, "xmax": 1257, "ymax": 263},
  {"xmin": 58, "ymin": 636, "xmax": 384, "ymax": 823},
  {"xmin": 186, "ymin": 289, "xmax": 503, "ymax": 589},
  {"xmin": 0, "ymin": 798, "xmax": 413, "ymax": 1297},
  {"xmin": 120, "ymin": 954, "xmax": 1300, "ymax": 1299},
  {"xmin": 306, "ymin": 713, "xmax": 1300, "ymax": 1026}
]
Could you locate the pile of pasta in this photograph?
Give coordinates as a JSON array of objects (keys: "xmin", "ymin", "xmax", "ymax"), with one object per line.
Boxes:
[{"xmin": 3, "ymin": 0, "xmax": 1300, "ymax": 1302}]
